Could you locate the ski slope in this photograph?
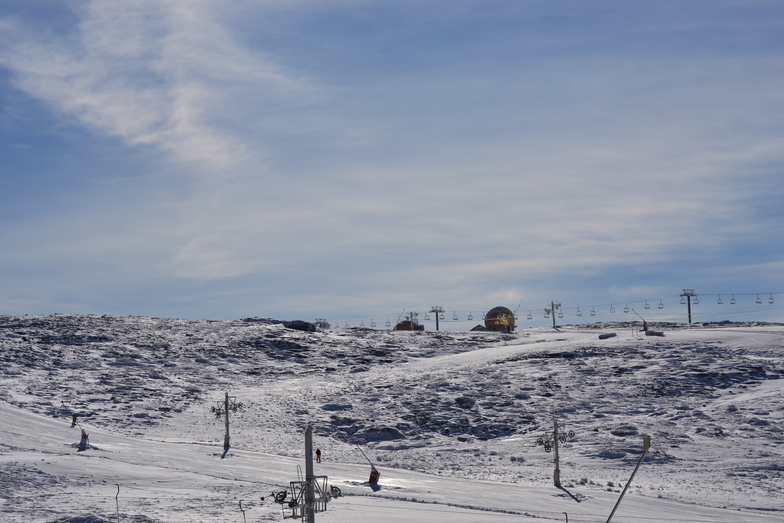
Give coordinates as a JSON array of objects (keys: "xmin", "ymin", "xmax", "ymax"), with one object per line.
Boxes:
[{"xmin": 1, "ymin": 315, "xmax": 782, "ymax": 522}]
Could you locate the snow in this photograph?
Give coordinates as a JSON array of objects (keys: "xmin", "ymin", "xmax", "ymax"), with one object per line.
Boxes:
[{"xmin": 1, "ymin": 314, "xmax": 783, "ymax": 522}]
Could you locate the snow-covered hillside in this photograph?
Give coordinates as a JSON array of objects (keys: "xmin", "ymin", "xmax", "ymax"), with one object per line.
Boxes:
[{"xmin": 1, "ymin": 314, "xmax": 783, "ymax": 522}]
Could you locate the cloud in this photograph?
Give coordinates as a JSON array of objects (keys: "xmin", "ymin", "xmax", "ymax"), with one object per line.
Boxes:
[
  {"xmin": 1, "ymin": 1, "xmax": 782, "ymax": 318},
  {"xmin": 1, "ymin": 0, "xmax": 308, "ymax": 171}
]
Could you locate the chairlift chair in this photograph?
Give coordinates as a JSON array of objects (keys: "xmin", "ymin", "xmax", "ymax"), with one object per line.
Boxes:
[
  {"xmin": 424, "ymin": 312, "xmax": 430, "ymax": 321},
  {"xmin": 623, "ymin": 304, "xmax": 629, "ymax": 313},
  {"xmin": 757, "ymin": 294, "xmax": 762, "ymax": 304},
  {"xmin": 610, "ymin": 304, "xmax": 616, "ymax": 313},
  {"xmin": 439, "ymin": 313, "xmax": 445, "ymax": 320},
  {"xmin": 468, "ymin": 312, "xmax": 474, "ymax": 320},
  {"xmin": 693, "ymin": 296, "xmax": 699, "ymax": 305},
  {"xmin": 386, "ymin": 319, "xmax": 391, "ymax": 327},
  {"xmin": 590, "ymin": 307, "xmax": 596, "ymax": 316},
  {"xmin": 717, "ymin": 295, "xmax": 723, "ymax": 305},
  {"xmin": 576, "ymin": 308, "xmax": 582, "ymax": 317},
  {"xmin": 658, "ymin": 300, "xmax": 664, "ymax": 309},
  {"xmin": 730, "ymin": 295, "xmax": 736, "ymax": 305},
  {"xmin": 770, "ymin": 294, "xmax": 775, "ymax": 304},
  {"xmin": 527, "ymin": 310, "xmax": 533, "ymax": 320},
  {"xmin": 371, "ymin": 319, "xmax": 376, "ymax": 328},
  {"xmin": 644, "ymin": 300, "xmax": 651, "ymax": 310},
  {"xmin": 453, "ymin": 312, "xmax": 458, "ymax": 321},
  {"xmin": 544, "ymin": 310, "xmax": 550, "ymax": 319},
  {"xmin": 680, "ymin": 296, "xmax": 686, "ymax": 305},
  {"xmin": 558, "ymin": 310, "xmax": 564, "ymax": 319}
]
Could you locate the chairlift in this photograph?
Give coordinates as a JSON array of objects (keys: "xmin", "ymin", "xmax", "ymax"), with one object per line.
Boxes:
[
  {"xmin": 770, "ymin": 294, "xmax": 775, "ymax": 304},
  {"xmin": 680, "ymin": 296, "xmax": 686, "ymax": 305},
  {"xmin": 544, "ymin": 310, "xmax": 550, "ymax": 319},
  {"xmin": 717, "ymin": 295, "xmax": 723, "ymax": 305},
  {"xmin": 756, "ymin": 294, "xmax": 762, "ymax": 304},
  {"xmin": 424, "ymin": 312, "xmax": 430, "ymax": 321},
  {"xmin": 439, "ymin": 313, "xmax": 445, "ymax": 320},
  {"xmin": 468, "ymin": 312, "xmax": 474, "ymax": 320},
  {"xmin": 453, "ymin": 312, "xmax": 458, "ymax": 321},
  {"xmin": 371, "ymin": 319, "xmax": 376, "ymax": 328},
  {"xmin": 644, "ymin": 300, "xmax": 651, "ymax": 310},
  {"xmin": 730, "ymin": 295, "xmax": 736, "ymax": 305},
  {"xmin": 360, "ymin": 321, "xmax": 365, "ymax": 327},
  {"xmin": 590, "ymin": 307, "xmax": 596, "ymax": 316},
  {"xmin": 658, "ymin": 300, "xmax": 664, "ymax": 309},
  {"xmin": 693, "ymin": 296, "xmax": 699, "ymax": 305},
  {"xmin": 576, "ymin": 308, "xmax": 582, "ymax": 317},
  {"xmin": 527, "ymin": 310, "xmax": 533, "ymax": 320},
  {"xmin": 558, "ymin": 310, "xmax": 564, "ymax": 318},
  {"xmin": 623, "ymin": 304, "xmax": 629, "ymax": 313},
  {"xmin": 345, "ymin": 322, "xmax": 349, "ymax": 328},
  {"xmin": 610, "ymin": 304, "xmax": 616, "ymax": 313},
  {"xmin": 386, "ymin": 319, "xmax": 391, "ymax": 327}
]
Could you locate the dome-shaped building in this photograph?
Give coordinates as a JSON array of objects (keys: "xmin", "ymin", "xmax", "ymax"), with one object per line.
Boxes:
[{"xmin": 484, "ymin": 306, "xmax": 516, "ymax": 332}]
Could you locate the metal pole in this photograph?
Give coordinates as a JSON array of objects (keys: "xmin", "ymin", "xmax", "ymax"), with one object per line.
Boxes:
[
  {"xmin": 552, "ymin": 302, "xmax": 557, "ymax": 329},
  {"xmin": 605, "ymin": 437, "xmax": 650, "ymax": 523},
  {"xmin": 305, "ymin": 427, "xmax": 316, "ymax": 523},
  {"xmin": 687, "ymin": 295, "xmax": 692, "ymax": 324},
  {"xmin": 223, "ymin": 392, "xmax": 230, "ymax": 448},
  {"xmin": 553, "ymin": 419, "xmax": 561, "ymax": 487}
]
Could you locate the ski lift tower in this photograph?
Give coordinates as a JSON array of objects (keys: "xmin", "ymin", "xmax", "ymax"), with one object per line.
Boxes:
[
  {"xmin": 536, "ymin": 419, "xmax": 575, "ymax": 487},
  {"xmin": 680, "ymin": 289, "xmax": 697, "ymax": 324},
  {"xmin": 276, "ymin": 427, "xmax": 339, "ymax": 522}
]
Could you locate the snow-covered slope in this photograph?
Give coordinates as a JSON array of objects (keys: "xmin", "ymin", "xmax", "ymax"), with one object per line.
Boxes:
[{"xmin": 1, "ymin": 315, "xmax": 782, "ymax": 522}]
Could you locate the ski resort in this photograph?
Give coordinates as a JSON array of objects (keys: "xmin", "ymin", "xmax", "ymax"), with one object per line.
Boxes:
[{"xmin": 1, "ymin": 314, "xmax": 783, "ymax": 522}]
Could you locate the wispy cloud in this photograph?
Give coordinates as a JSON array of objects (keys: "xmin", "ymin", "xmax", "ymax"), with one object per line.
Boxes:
[{"xmin": 1, "ymin": 0, "xmax": 308, "ymax": 171}]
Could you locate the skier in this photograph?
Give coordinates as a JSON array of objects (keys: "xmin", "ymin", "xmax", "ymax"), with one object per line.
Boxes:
[
  {"xmin": 315, "ymin": 448, "xmax": 321, "ymax": 463},
  {"xmin": 71, "ymin": 413, "xmax": 77, "ymax": 427}
]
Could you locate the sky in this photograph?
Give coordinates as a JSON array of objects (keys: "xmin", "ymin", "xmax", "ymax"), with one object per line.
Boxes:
[{"xmin": 1, "ymin": 0, "xmax": 783, "ymax": 327}]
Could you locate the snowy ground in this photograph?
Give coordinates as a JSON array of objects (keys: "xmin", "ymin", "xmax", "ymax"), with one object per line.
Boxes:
[{"xmin": 1, "ymin": 314, "xmax": 783, "ymax": 522}]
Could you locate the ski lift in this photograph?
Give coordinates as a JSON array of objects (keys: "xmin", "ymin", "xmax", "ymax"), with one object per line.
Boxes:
[
  {"xmin": 644, "ymin": 300, "xmax": 650, "ymax": 310},
  {"xmin": 345, "ymin": 322, "xmax": 349, "ymax": 328},
  {"xmin": 680, "ymin": 296, "xmax": 686, "ymax": 305},
  {"xmin": 770, "ymin": 294, "xmax": 775, "ymax": 304},
  {"xmin": 360, "ymin": 321, "xmax": 365, "ymax": 327},
  {"xmin": 590, "ymin": 307, "xmax": 596, "ymax": 316},
  {"xmin": 693, "ymin": 296, "xmax": 699, "ymax": 305},
  {"xmin": 439, "ymin": 312, "xmax": 445, "ymax": 320},
  {"xmin": 453, "ymin": 312, "xmax": 458, "ymax": 321},
  {"xmin": 730, "ymin": 295, "xmax": 736, "ymax": 305},
  {"xmin": 756, "ymin": 294, "xmax": 762, "ymax": 304},
  {"xmin": 468, "ymin": 312, "xmax": 474, "ymax": 320},
  {"xmin": 623, "ymin": 304, "xmax": 629, "ymax": 313},
  {"xmin": 544, "ymin": 310, "xmax": 550, "ymax": 319},
  {"xmin": 717, "ymin": 295, "xmax": 723, "ymax": 305},
  {"xmin": 610, "ymin": 304, "xmax": 616, "ymax": 313},
  {"xmin": 371, "ymin": 319, "xmax": 376, "ymax": 328},
  {"xmin": 424, "ymin": 312, "xmax": 431, "ymax": 321},
  {"xmin": 527, "ymin": 310, "xmax": 533, "ymax": 320},
  {"xmin": 386, "ymin": 318, "xmax": 391, "ymax": 327},
  {"xmin": 576, "ymin": 308, "xmax": 582, "ymax": 317},
  {"xmin": 558, "ymin": 310, "xmax": 564, "ymax": 319},
  {"xmin": 658, "ymin": 300, "xmax": 664, "ymax": 309}
]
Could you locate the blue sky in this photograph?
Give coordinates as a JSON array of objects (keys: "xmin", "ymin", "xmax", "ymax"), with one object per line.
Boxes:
[{"xmin": 1, "ymin": 1, "xmax": 782, "ymax": 327}]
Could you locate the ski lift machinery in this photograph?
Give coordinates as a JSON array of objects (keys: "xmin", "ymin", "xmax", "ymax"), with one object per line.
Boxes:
[{"xmin": 275, "ymin": 427, "xmax": 340, "ymax": 523}]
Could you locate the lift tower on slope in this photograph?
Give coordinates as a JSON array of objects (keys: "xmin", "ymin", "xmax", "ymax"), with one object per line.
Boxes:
[
  {"xmin": 275, "ymin": 427, "xmax": 339, "ymax": 522},
  {"xmin": 680, "ymin": 289, "xmax": 697, "ymax": 324}
]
